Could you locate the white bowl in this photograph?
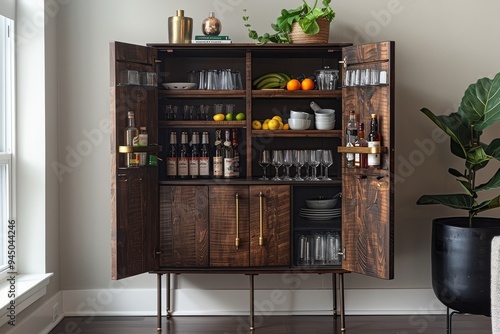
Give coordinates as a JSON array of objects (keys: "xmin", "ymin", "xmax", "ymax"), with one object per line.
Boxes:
[
  {"xmin": 288, "ymin": 118, "xmax": 311, "ymax": 130},
  {"xmin": 315, "ymin": 108, "xmax": 336, "ymax": 116},
  {"xmin": 315, "ymin": 120, "xmax": 335, "ymax": 130},
  {"xmin": 162, "ymin": 82, "xmax": 196, "ymax": 90},
  {"xmin": 290, "ymin": 110, "xmax": 309, "ymax": 119},
  {"xmin": 305, "ymin": 196, "xmax": 338, "ymax": 209}
]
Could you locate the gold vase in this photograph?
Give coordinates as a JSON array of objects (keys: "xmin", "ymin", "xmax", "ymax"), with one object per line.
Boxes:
[
  {"xmin": 201, "ymin": 11, "xmax": 222, "ymax": 36},
  {"xmin": 168, "ymin": 9, "xmax": 193, "ymax": 44}
]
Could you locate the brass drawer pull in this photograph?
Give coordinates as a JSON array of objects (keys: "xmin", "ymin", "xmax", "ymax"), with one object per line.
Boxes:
[
  {"xmin": 259, "ymin": 192, "xmax": 264, "ymax": 246},
  {"xmin": 235, "ymin": 193, "xmax": 240, "ymax": 249}
]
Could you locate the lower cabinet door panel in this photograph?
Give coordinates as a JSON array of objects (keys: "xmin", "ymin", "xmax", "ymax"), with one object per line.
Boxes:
[{"xmin": 159, "ymin": 186, "xmax": 209, "ymax": 267}]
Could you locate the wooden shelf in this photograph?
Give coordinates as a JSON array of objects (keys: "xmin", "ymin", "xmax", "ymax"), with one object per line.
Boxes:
[
  {"xmin": 118, "ymin": 145, "xmax": 162, "ymax": 153},
  {"xmin": 159, "ymin": 89, "xmax": 246, "ymax": 98},
  {"xmin": 252, "ymin": 129, "xmax": 342, "ymax": 138},
  {"xmin": 252, "ymin": 90, "xmax": 342, "ymax": 99},
  {"xmin": 337, "ymin": 146, "xmax": 388, "ymax": 154},
  {"xmin": 159, "ymin": 120, "xmax": 246, "ymax": 128}
]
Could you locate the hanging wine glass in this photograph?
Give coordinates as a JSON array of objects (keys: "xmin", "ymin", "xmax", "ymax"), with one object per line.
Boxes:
[
  {"xmin": 271, "ymin": 150, "xmax": 283, "ymax": 181},
  {"xmin": 303, "ymin": 149, "xmax": 311, "ymax": 181},
  {"xmin": 282, "ymin": 150, "xmax": 293, "ymax": 181},
  {"xmin": 293, "ymin": 150, "xmax": 305, "ymax": 181},
  {"xmin": 259, "ymin": 150, "xmax": 271, "ymax": 180},
  {"xmin": 321, "ymin": 149, "xmax": 333, "ymax": 181}
]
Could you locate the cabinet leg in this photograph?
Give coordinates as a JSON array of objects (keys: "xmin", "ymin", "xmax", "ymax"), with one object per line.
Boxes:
[
  {"xmin": 339, "ymin": 273, "xmax": 346, "ymax": 333},
  {"xmin": 250, "ymin": 274, "xmax": 255, "ymax": 331},
  {"xmin": 332, "ymin": 273, "xmax": 337, "ymax": 318},
  {"xmin": 157, "ymin": 273, "xmax": 162, "ymax": 333},
  {"xmin": 166, "ymin": 273, "xmax": 172, "ymax": 318}
]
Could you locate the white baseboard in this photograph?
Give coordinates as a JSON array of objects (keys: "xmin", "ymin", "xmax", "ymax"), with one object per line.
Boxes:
[
  {"xmin": 6, "ymin": 290, "xmax": 63, "ymax": 334},
  {"xmin": 61, "ymin": 288, "xmax": 447, "ymax": 317}
]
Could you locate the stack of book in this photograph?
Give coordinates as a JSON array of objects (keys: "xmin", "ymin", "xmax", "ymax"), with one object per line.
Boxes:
[{"xmin": 191, "ymin": 35, "xmax": 232, "ymax": 44}]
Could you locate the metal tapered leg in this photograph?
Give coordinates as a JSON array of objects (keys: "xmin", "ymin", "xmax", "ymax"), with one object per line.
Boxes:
[
  {"xmin": 250, "ymin": 274, "xmax": 255, "ymax": 331},
  {"xmin": 166, "ymin": 273, "xmax": 172, "ymax": 318},
  {"xmin": 332, "ymin": 273, "xmax": 338, "ymax": 318},
  {"xmin": 157, "ymin": 273, "xmax": 162, "ymax": 333},
  {"xmin": 339, "ymin": 273, "xmax": 346, "ymax": 332}
]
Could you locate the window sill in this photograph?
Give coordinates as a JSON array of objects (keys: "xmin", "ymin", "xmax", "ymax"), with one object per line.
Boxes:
[{"xmin": 0, "ymin": 273, "xmax": 53, "ymax": 327}]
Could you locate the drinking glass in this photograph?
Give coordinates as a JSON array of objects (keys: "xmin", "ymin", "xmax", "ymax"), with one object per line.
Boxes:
[
  {"xmin": 282, "ymin": 150, "xmax": 293, "ymax": 181},
  {"xmin": 303, "ymin": 149, "xmax": 311, "ymax": 180},
  {"xmin": 309, "ymin": 150, "xmax": 321, "ymax": 181},
  {"xmin": 321, "ymin": 150, "xmax": 333, "ymax": 180},
  {"xmin": 292, "ymin": 149, "xmax": 305, "ymax": 181},
  {"xmin": 271, "ymin": 150, "xmax": 283, "ymax": 181},
  {"xmin": 259, "ymin": 150, "xmax": 271, "ymax": 180}
]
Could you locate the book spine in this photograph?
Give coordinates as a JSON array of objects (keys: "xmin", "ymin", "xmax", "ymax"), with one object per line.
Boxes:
[
  {"xmin": 191, "ymin": 40, "xmax": 232, "ymax": 44},
  {"xmin": 194, "ymin": 35, "xmax": 230, "ymax": 40}
]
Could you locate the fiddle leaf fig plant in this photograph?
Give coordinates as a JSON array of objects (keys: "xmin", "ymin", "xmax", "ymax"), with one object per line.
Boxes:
[
  {"xmin": 243, "ymin": 0, "xmax": 335, "ymax": 44},
  {"xmin": 417, "ymin": 72, "xmax": 500, "ymax": 226}
]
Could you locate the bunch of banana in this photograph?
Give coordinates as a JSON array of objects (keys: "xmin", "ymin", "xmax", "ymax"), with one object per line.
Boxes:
[{"xmin": 252, "ymin": 72, "xmax": 291, "ymax": 89}]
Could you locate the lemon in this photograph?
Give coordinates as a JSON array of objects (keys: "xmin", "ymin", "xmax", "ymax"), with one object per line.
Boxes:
[
  {"xmin": 225, "ymin": 113, "xmax": 233, "ymax": 121},
  {"xmin": 213, "ymin": 113, "xmax": 225, "ymax": 121},
  {"xmin": 272, "ymin": 115, "xmax": 283, "ymax": 123},
  {"xmin": 236, "ymin": 112, "xmax": 246, "ymax": 121},
  {"xmin": 262, "ymin": 122, "xmax": 269, "ymax": 130},
  {"xmin": 278, "ymin": 121, "xmax": 284, "ymax": 130},
  {"xmin": 264, "ymin": 118, "xmax": 271, "ymax": 124},
  {"xmin": 252, "ymin": 120, "xmax": 262, "ymax": 130},
  {"xmin": 268, "ymin": 119, "xmax": 279, "ymax": 130},
  {"xmin": 283, "ymin": 123, "xmax": 289, "ymax": 130}
]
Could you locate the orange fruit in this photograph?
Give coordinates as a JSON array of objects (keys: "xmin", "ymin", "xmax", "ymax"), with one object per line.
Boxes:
[
  {"xmin": 301, "ymin": 78, "xmax": 315, "ymax": 90},
  {"xmin": 286, "ymin": 79, "xmax": 301, "ymax": 91}
]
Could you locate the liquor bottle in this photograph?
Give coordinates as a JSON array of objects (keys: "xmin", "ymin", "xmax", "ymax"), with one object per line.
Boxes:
[
  {"xmin": 354, "ymin": 123, "xmax": 368, "ymax": 168},
  {"xmin": 223, "ymin": 129, "xmax": 234, "ymax": 178},
  {"xmin": 368, "ymin": 114, "xmax": 381, "ymax": 167},
  {"xmin": 124, "ymin": 111, "xmax": 139, "ymax": 167},
  {"xmin": 166, "ymin": 131, "xmax": 178, "ymax": 178},
  {"xmin": 212, "ymin": 129, "xmax": 223, "ymax": 178},
  {"xmin": 345, "ymin": 110, "xmax": 358, "ymax": 168},
  {"xmin": 189, "ymin": 131, "xmax": 200, "ymax": 179},
  {"xmin": 199, "ymin": 131, "xmax": 211, "ymax": 178},
  {"xmin": 137, "ymin": 126, "xmax": 148, "ymax": 166},
  {"xmin": 178, "ymin": 131, "xmax": 190, "ymax": 178},
  {"xmin": 231, "ymin": 128, "xmax": 240, "ymax": 178}
]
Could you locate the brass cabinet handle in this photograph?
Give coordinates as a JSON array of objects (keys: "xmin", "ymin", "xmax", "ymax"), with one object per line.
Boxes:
[
  {"xmin": 235, "ymin": 193, "xmax": 240, "ymax": 249},
  {"xmin": 259, "ymin": 192, "xmax": 264, "ymax": 246}
]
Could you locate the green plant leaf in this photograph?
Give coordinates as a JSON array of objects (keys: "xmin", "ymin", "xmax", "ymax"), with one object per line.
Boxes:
[
  {"xmin": 416, "ymin": 194, "xmax": 475, "ymax": 210},
  {"xmin": 459, "ymin": 72, "xmax": 500, "ymax": 131},
  {"xmin": 475, "ymin": 168, "xmax": 500, "ymax": 192},
  {"xmin": 486, "ymin": 138, "xmax": 500, "ymax": 160},
  {"xmin": 475, "ymin": 194, "xmax": 500, "ymax": 213},
  {"xmin": 448, "ymin": 168, "xmax": 465, "ymax": 178},
  {"xmin": 420, "ymin": 109, "xmax": 467, "ymax": 157},
  {"xmin": 465, "ymin": 145, "xmax": 490, "ymax": 171}
]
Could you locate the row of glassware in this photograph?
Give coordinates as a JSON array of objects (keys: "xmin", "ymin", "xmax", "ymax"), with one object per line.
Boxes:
[
  {"xmin": 164, "ymin": 103, "xmax": 236, "ymax": 121},
  {"xmin": 344, "ymin": 69, "xmax": 388, "ymax": 87},
  {"xmin": 297, "ymin": 231, "xmax": 341, "ymax": 266},
  {"xmin": 259, "ymin": 149, "xmax": 334, "ymax": 181},
  {"xmin": 187, "ymin": 69, "xmax": 243, "ymax": 90}
]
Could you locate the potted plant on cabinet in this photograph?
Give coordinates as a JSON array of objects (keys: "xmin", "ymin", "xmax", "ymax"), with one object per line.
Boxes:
[
  {"xmin": 242, "ymin": 0, "xmax": 335, "ymax": 44},
  {"xmin": 416, "ymin": 72, "xmax": 500, "ymax": 318}
]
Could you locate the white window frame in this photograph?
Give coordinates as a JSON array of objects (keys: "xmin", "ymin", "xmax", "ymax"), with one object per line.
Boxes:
[{"xmin": 0, "ymin": 14, "xmax": 15, "ymax": 282}]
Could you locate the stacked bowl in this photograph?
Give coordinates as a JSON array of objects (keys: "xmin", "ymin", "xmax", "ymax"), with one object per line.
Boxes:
[
  {"xmin": 288, "ymin": 110, "xmax": 311, "ymax": 130},
  {"xmin": 315, "ymin": 109, "xmax": 335, "ymax": 130}
]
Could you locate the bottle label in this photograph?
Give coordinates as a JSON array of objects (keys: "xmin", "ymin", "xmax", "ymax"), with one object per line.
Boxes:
[
  {"xmin": 213, "ymin": 156, "xmax": 223, "ymax": 177},
  {"xmin": 138, "ymin": 134, "xmax": 148, "ymax": 146},
  {"xmin": 199, "ymin": 157, "xmax": 210, "ymax": 176},
  {"xmin": 346, "ymin": 142, "xmax": 354, "ymax": 166},
  {"xmin": 367, "ymin": 141, "xmax": 381, "ymax": 166},
  {"xmin": 354, "ymin": 143, "xmax": 360, "ymax": 167},
  {"xmin": 189, "ymin": 157, "xmax": 199, "ymax": 176},
  {"xmin": 132, "ymin": 135, "xmax": 140, "ymax": 147},
  {"xmin": 166, "ymin": 157, "xmax": 177, "ymax": 176},
  {"xmin": 178, "ymin": 157, "xmax": 189, "ymax": 176},
  {"xmin": 224, "ymin": 158, "xmax": 234, "ymax": 178}
]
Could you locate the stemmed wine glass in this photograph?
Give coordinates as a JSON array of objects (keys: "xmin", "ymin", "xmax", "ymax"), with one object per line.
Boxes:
[
  {"xmin": 271, "ymin": 150, "xmax": 283, "ymax": 181},
  {"xmin": 303, "ymin": 149, "xmax": 311, "ymax": 180},
  {"xmin": 293, "ymin": 150, "xmax": 305, "ymax": 181},
  {"xmin": 321, "ymin": 150, "xmax": 333, "ymax": 181},
  {"xmin": 259, "ymin": 150, "xmax": 271, "ymax": 180},
  {"xmin": 282, "ymin": 150, "xmax": 293, "ymax": 181},
  {"xmin": 309, "ymin": 150, "xmax": 321, "ymax": 181}
]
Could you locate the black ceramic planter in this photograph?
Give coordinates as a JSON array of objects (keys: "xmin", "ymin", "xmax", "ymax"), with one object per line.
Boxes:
[{"xmin": 432, "ymin": 217, "xmax": 500, "ymax": 316}]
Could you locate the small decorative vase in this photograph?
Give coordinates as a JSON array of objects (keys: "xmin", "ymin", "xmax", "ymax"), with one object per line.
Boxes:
[
  {"xmin": 168, "ymin": 9, "xmax": 193, "ymax": 44},
  {"xmin": 202, "ymin": 12, "xmax": 222, "ymax": 36}
]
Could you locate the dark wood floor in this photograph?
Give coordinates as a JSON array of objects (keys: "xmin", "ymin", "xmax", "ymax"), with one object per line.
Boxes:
[{"xmin": 50, "ymin": 314, "xmax": 492, "ymax": 334}]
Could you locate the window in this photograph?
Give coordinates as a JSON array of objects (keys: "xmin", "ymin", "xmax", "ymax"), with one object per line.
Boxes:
[{"xmin": 0, "ymin": 14, "xmax": 14, "ymax": 279}]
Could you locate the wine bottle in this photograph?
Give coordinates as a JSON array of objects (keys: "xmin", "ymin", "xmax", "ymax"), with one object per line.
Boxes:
[
  {"xmin": 231, "ymin": 128, "xmax": 240, "ymax": 178},
  {"xmin": 354, "ymin": 123, "xmax": 368, "ymax": 168},
  {"xmin": 124, "ymin": 111, "xmax": 139, "ymax": 167},
  {"xmin": 368, "ymin": 114, "xmax": 381, "ymax": 167},
  {"xmin": 345, "ymin": 110, "xmax": 358, "ymax": 168},
  {"xmin": 223, "ymin": 129, "xmax": 234, "ymax": 178},
  {"xmin": 212, "ymin": 129, "xmax": 223, "ymax": 178},
  {"xmin": 178, "ymin": 131, "xmax": 190, "ymax": 178},
  {"xmin": 199, "ymin": 131, "xmax": 211, "ymax": 178},
  {"xmin": 189, "ymin": 131, "xmax": 200, "ymax": 179},
  {"xmin": 166, "ymin": 131, "xmax": 178, "ymax": 178}
]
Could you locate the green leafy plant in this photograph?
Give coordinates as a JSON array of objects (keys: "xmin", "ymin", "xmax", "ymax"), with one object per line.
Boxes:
[
  {"xmin": 243, "ymin": 0, "xmax": 335, "ymax": 44},
  {"xmin": 416, "ymin": 72, "xmax": 500, "ymax": 226}
]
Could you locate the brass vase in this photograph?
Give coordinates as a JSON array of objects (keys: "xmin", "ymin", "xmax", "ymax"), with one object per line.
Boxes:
[
  {"xmin": 168, "ymin": 9, "xmax": 193, "ymax": 44},
  {"xmin": 201, "ymin": 11, "xmax": 222, "ymax": 36}
]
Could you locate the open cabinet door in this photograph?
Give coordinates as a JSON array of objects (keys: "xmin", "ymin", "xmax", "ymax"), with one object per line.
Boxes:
[
  {"xmin": 340, "ymin": 41, "xmax": 395, "ymax": 280},
  {"xmin": 110, "ymin": 41, "xmax": 159, "ymax": 279}
]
